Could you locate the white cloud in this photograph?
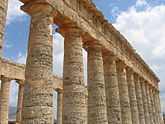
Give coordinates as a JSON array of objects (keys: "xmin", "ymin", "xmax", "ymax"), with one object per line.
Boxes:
[
  {"xmin": 113, "ymin": 3, "xmax": 165, "ymax": 111},
  {"xmin": 0, "ymin": 79, "xmax": 19, "ymax": 107},
  {"xmin": 111, "ymin": 6, "xmax": 120, "ymax": 17},
  {"xmin": 9, "ymin": 81, "xmax": 19, "ymax": 107},
  {"xmin": 53, "ymin": 33, "xmax": 64, "ymax": 76},
  {"xmin": 3, "ymin": 42, "xmax": 13, "ymax": 49},
  {"xmin": 136, "ymin": 0, "xmax": 148, "ymax": 7},
  {"xmin": 6, "ymin": 0, "xmax": 25, "ymax": 24},
  {"xmin": 16, "ymin": 52, "xmax": 26, "ymax": 64}
]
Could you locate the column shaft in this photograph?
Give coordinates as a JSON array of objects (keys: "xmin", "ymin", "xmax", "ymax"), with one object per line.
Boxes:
[
  {"xmin": 0, "ymin": 81, "xmax": 1, "ymax": 108},
  {"xmin": 153, "ymin": 89, "xmax": 159, "ymax": 123},
  {"xmin": 116, "ymin": 62, "xmax": 132, "ymax": 124},
  {"xmin": 134, "ymin": 75, "xmax": 145, "ymax": 124},
  {"xmin": 0, "ymin": 0, "xmax": 8, "ymax": 55},
  {"xmin": 21, "ymin": 3, "xmax": 54, "ymax": 124},
  {"xmin": 103, "ymin": 56, "xmax": 122, "ymax": 124},
  {"xmin": 0, "ymin": 77, "xmax": 11, "ymax": 124},
  {"xmin": 57, "ymin": 91, "xmax": 62, "ymax": 124},
  {"xmin": 126, "ymin": 69, "xmax": 139, "ymax": 124},
  {"xmin": 150, "ymin": 88, "xmax": 157, "ymax": 123},
  {"xmin": 140, "ymin": 81, "xmax": 150, "ymax": 124},
  {"xmin": 57, "ymin": 26, "xmax": 87, "ymax": 124},
  {"xmin": 16, "ymin": 84, "xmax": 24, "ymax": 124},
  {"xmin": 146, "ymin": 84, "xmax": 154, "ymax": 123},
  {"xmin": 88, "ymin": 44, "xmax": 108, "ymax": 124}
]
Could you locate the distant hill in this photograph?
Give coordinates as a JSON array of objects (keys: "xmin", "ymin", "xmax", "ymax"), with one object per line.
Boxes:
[{"xmin": 9, "ymin": 106, "xmax": 16, "ymax": 120}]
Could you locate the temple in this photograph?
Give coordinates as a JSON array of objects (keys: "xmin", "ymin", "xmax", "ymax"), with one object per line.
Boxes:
[{"xmin": 0, "ymin": 0, "xmax": 164, "ymax": 124}]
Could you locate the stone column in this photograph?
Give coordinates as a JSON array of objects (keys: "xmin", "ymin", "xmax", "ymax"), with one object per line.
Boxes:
[
  {"xmin": 150, "ymin": 87, "xmax": 157, "ymax": 123},
  {"xmin": 57, "ymin": 90, "xmax": 62, "ymax": 124},
  {"xmin": 116, "ymin": 61, "xmax": 132, "ymax": 124},
  {"xmin": 0, "ymin": 80, "xmax": 1, "ymax": 105},
  {"xmin": 16, "ymin": 81, "xmax": 24, "ymax": 124},
  {"xmin": 140, "ymin": 80, "xmax": 150, "ymax": 124},
  {"xmin": 86, "ymin": 42, "xmax": 108, "ymax": 124},
  {"xmin": 126, "ymin": 68, "xmax": 139, "ymax": 124},
  {"xmin": 0, "ymin": 0, "xmax": 8, "ymax": 56},
  {"xmin": 57, "ymin": 25, "xmax": 87, "ymax": 124},
  {"xmin": 134, "ymin": 74, "xmax": 145, "ymax": 124},
  {"xmin": 0, "ymin": 76, "xmax": 12, "ymax": 124},
  {"xmin": 145, "ymin": 84, "xmax": 154, "ymax": 124},
  {"xmin": 153, "ymin": 89, "xmax": 159, "ymax": 123},
  {"xmin": 156, "ymin": 91, "xmax": 164, "ymax": 124},
  {"xmin": 103, "ymin": 55, "xmax": 122, "ymax": 124},
  {"xmin": 21, "ymin": 3, "xmax": 55, "ymax": 124}
]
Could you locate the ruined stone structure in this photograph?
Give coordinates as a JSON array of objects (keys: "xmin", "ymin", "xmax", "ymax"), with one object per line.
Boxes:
[{"xmin": 0, "ymin": 0, "xmax": 164, "ymax": 124}]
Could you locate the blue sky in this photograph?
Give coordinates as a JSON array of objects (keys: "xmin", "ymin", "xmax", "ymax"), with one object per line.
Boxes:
[{"xmin": 3, "ymin": 0, "xmax": 165, "ymax": 116}]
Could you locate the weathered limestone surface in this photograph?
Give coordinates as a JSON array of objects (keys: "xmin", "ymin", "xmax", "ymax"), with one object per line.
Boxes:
[
  {"xmin": 16, "ymin": 83, "xmax": 24, "ymax": 124},
  {"xmin": 0, "ymin": 81, "xmax": 1, "ymax": 105},
  {"xmin": 57, "ymin": 91, "xmax": 62, "ymax": 124},
  {"xmin": 53, "ymin": 75, "xmax": 63, "ymax": 91},
  {"xmin": 140, "ymin": 81, "xmax": 150, "ymax": 124},
  {"xmin": 0, "ymin": 76, "xmax": 11, "ymax": 124},
  {"xmin": 134, "ymin": 75, "xmax": 145, "ymax": 124},
  {"xmin": 50, "ymin": 0, "xmax": 159, "ymax": 88},
  {"xmin": 87, "ymin": 43, "xmax": 108, "ymax": 124},
  {"xmin": 57, "ymin": 26, "xmax": 87, "ymax": 124},
  {"xmin": 21, "ymin": 3, "xmax": 55, "ymax": 124},
  {"xmin": 103, "ymin": 56, "xmax": 122, "ymax": 124},
  {"xmin": 0, "ymin": 0, "xmax": 163, "ymax": 123},
  {"xmin": 145, "ymin": 84, "xmax": 154, "ymax": 123},
  {"xmin": 156, "ymin": 91, "xmax": 164, "ymax": 124},
  {"xmin": 0, "ymin": 57, "xmax": 25, "ymax": 80},
  {"xmin": 150, "ymin": 87, "xmax": 157, "ymax": 123},
  {"xmin": 116, "ymin": 62, "xmax": 132, "ymax": 124},
  {"xmin": 0, "ymin": 57, "xmax": 62, "ymax": 90},
  {"xmin": 153, "ymin": 89, "xmax": 159, "ymax": 123},
  {"xmin": 0, "ymin": 0, "xmax": 8, "ymax": 56},
  {"xmin": 126, "ymin": 68, "xmax": 139, "ymax": 124}
]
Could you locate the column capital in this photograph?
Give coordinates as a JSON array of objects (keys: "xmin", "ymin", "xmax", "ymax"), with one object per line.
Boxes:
[
  {"xmin": 152, "ymin": 88, "xmax": 157, "ymax": 93},
  {"xmin": 102, "ymin": 51, "xmax": 118, "ymax": 61},
  {"xmin": 21, "ymin": 2, "xmax": 56, "ymax": 17},
  {"xmin": 57, "ymin": 89, "xmax": 63, "ymax": 93},
  {"xmin": 134, "ymin": 73, "xmax": 140, "ymax": 79},
  {"xmin": 56, "ymin": 24, "xmax": 83, "ymax": 37},
  {"xmin": 154, "ymin": 88, "xmax": 160, "ymax": 93},
  {"xmin": 150, "ymin": 87, "xmax": 155, "ymax": 93},
  {"xmin": 16, "ymin": 80, "xmax": 24, "ymax": 85},
  {"xmin": 116, "ymin": 61, "xmax": 127, "ymax": 69},
  {"xmin": 1, "ymin": 76, "xmax": 12, "ymax": 82},
  {"xmin": 126, "ymin": 67, "xmax": 134, "ymax": 74},
  {"xmin": 155, "ymin": 89, "xmax": 160, "ymax": 94},
  {"xmin": 143, "ymin": 81, "xmax": 149, "ymax": 86},
  {"xmin": 83, "ymin": 40, "xmax": 102, "ymax": 51},
  {"xmin": 103, "ymin": 55, "xmax": 118, "ymax": 61},
  {"xmin": 149, "ymin": 84, "xmax": 155, "ymax": 90},
  {"xmin": 145, "ymin": 83, "xmax": 149, "ymax": 87},
  {"xmin": 157, "ymin": 90, "xmax": 160, "ymax": 94},
  {"xmin": 139, "ymin": 77, "xmax": 145, "ymax": 83}
]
